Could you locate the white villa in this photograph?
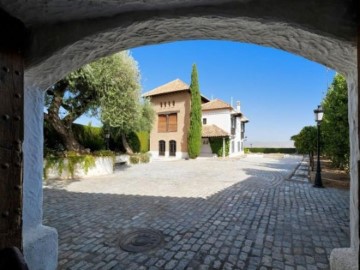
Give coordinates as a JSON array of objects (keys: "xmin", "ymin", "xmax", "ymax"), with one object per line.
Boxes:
[
  {"xmin": 143, "ymin": 79, "xmax": 249, "ymax": 158},
  {"xmin": 201, "ymin": 99, "xmax": 249, "ymax": 157}
]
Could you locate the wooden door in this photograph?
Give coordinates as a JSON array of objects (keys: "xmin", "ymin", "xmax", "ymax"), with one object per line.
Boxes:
[{"xmin": 0, "ymin": 10, "xmax": 25, "ymax": 251}]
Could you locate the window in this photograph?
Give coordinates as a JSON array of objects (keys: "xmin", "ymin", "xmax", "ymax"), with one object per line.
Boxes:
[
  {"xmin": 160, "ymin": 102, "xmax": 162, "ymax": 108},
  {"xmin": 231, "ymin": 117, "xmax": 236, "ymax": 135},
  {"xmin": 231, "ymin": 117, "xmax": 236, "ymax": 129},
  {"xmin": 231, "ymin": 141, "xmax": 235, "ymax": 153},
  {"xmin": 203, "ymin": 118, "xmax": 207, "ymax": 125},
  {"xmin": 158, "ymin": 115, "xmax": 167, "ymax": 132},
  {"xmin": 169, "ymin": 140, "xmax": 176, "ymax": 156},
  {"xmin": 168, "ymin": 114, "xmax": 177, "ymax": 132},
  {"xmin": 172, "ymin": 101, "xmax": 175, "ymax": 106},
  {"xmin": 237, "ymin": 141, "xmax": 240, "ymax": 152},
  {"xmin": 159, "ymin": 140, "xmax": 165, "ymax": 156},
  {"xmin": 158, "ymin": 113, "xmax": 177, "ymax": 132}
]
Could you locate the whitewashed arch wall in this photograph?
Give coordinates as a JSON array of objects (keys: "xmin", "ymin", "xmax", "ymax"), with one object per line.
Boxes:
[{"xmin": 17, "ymin": 3, "xmax": 357, "ymax": 269}]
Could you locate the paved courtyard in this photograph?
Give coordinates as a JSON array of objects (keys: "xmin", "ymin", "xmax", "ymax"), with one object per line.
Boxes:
[{"xmin": 43, "ymin": 155, "xmax": 350, "ymax": 270}]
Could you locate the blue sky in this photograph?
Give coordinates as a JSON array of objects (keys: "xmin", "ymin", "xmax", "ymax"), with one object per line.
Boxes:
[{"xmin": 77, "ymin": 40, "xmax": 335, "ymax": 147}]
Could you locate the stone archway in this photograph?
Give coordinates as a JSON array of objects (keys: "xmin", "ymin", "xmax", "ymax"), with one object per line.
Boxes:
[{"xmin": 0, "ymin": 1, "xmax": 357, "ymax": 269}]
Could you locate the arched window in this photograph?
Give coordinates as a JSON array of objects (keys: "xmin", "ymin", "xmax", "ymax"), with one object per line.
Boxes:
[
  {"xmin": 159, "ymin": 140, "xmax": 165, "ymax": 156},
  {"xmin": 169, "ymin": 140, "xmax": 176, "ymax": 157}
]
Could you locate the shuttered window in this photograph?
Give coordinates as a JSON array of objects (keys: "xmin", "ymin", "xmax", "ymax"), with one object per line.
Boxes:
[
  {"xmin": 168, "ymin": 114, "xmax": 177, "ymax": 132},
  {"xmin": 158, "ymin": 113, "xmax": 177, "ymax": 132},
  {"xmin": 158, "ymin": 115, "xmax": 167, "ymax": 132}
]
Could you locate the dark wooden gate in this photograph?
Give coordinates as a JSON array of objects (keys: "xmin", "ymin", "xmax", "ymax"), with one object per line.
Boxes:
[{"xmin": 0, "ymin": 9, "xmax": 26, "ymax": 251}]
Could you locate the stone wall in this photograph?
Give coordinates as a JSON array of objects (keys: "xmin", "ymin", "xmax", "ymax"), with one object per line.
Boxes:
[{"xmin": 45, "ymin": 156, "xmax": 114, "ymax": 180}]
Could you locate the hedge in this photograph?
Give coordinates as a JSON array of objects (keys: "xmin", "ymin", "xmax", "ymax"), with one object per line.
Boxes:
[
  {"xmin": 44, "ymin": 122, "xmax": 150, "ymax": 154},
  {"xmin": 44, "ymin": 122, "xmax": 106, "ymax": 153},
  {"xmin": 129, "ymin": 153, "xmax": 150, "ymax": 164},
  {"xmin": 72, "ymin": 123, "xmax": 105, "ymax": 151},
  {"xmin": 136, "ymin": 131, "xmax": 150, "ymax": 153},
  {"xmin": 209, "ymin": 137, "xmax": 230, "ymax": 157},
  {"xmin": 245, "ymin": 148, "xmax": 296, "ymax": 154}
]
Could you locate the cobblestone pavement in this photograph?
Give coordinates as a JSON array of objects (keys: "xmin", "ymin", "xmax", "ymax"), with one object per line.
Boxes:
[{"xmin": 43, "ymin": 155, "xmax": 350, "ymax": 270}]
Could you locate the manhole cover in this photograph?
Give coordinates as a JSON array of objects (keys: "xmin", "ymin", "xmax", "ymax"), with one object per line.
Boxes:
[{"xmin": 119, "ymin": 229, "xmax": 164, "ymax": 253}]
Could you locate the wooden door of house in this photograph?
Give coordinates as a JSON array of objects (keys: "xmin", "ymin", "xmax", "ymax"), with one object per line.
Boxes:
[
  {"xmin": 159, "ymin": 140, "xmax": 165, "ymax": 156},
  {"xmin": 169, "ymin": 140, "xmax": 176, "ymax": 157}
]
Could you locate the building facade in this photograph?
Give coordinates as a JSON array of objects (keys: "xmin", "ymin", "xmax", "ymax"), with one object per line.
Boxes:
[
  {"xmin": 202, "ymin": 100, "xmax": 248, "ymax": 157},
  {"xmin": 143, "ymin": 79, "xmax": 248, "ymax": 158}
]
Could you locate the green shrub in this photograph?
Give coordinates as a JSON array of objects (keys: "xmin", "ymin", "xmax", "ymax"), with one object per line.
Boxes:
[
  {"xmin": 137, "ymin": 131, "xmax": 150, "ymax": 153},
  {"xmin": 44, "ymin": 151, "xmax": 96, "ymax": 179},
  {"xmin": 245, "ymin": 148, "xmax": 296, "ymax": 154},
  {"xmin": 129, "ymin": 155, "xmax": 140, "ymax": 164},
  {"xmin": 72, "ymin": 123, "xmax": 105, "ymax": 151},
  {"xmin": 43, "ymin": 150, "xmax": 116, "ymax": 179},
  {"xmin": 139, "ymin": 153, "xmax": 150, "ymax": 163},
  {"xmin": 92, "ymin": 150, "xmax": 115, "ymax": 157},
  {"xmin": 209, "ymin": 138, "xmax": 230, "ymax": 157},
  {"xmin": 126, "ymin": 132, "xmax": 140, "ymax": 153},
  {"xmin": 129, "ymin": 153, "xmax": 150, "ymax": 164}
]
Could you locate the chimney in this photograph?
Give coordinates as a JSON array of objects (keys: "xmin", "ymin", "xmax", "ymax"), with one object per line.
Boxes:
[{"xmin": 236, "ymin": 101, "xmax": 241, "ymax": 112}]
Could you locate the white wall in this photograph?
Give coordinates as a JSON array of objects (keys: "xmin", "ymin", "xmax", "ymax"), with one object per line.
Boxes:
[
  {"xmin": 202, "ymin": 109, "xmax": 245, "ymax": 156},
  {"xmin": 150, "ymin": 151, "xmax": 188, "ymax": 159},
  {"xmin": 202, "ymin": 109, "xmax": 231, "ymax": 132},
  {"xmin": 23, "ymin": 82, "xmax": 58, "ymax": 270},
  {"xmin": 45, "ymin": 157, "xmax": 114, "ymax": 180}
]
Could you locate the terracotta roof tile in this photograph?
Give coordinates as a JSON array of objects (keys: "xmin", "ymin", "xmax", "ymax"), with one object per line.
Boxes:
[
  {"xmin": 202, "ymin": 124, "xmax": 229, "ymax": 137},
  {"xmin": 142, "ymin": 79, "xmax": 189, "ymax": 97},
  {"xmin": 201, "ymin": 99, "xmax": 232, "ymax": 111}
]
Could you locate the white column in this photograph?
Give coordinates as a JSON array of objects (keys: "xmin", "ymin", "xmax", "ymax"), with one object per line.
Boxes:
[
  {"xmin": 222, "ymin": 137, "xmax": 225, "ymax": 158},
  {"xmin": 23, "ymin": 80, "xmax": 58, "ymax": 270}
]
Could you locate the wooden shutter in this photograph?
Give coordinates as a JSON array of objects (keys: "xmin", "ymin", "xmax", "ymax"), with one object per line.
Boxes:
[
  {"xmin": 158, "ymin": 115, "xmax": 167, "ymax": 132},
  {"xmin": 168, "ymin": 113, "xmax": 177, "ymax": 132}
]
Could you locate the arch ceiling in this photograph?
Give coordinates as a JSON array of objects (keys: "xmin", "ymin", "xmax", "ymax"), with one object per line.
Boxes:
[{"xmin": 0, "ymin": 0, "xmax": 356, "ymax": 88}]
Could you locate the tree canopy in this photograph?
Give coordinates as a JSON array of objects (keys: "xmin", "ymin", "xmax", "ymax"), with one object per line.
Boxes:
[
  {"xmin": 291, "ymin": 126, "xmax": 317, "ymax": 155},
  {"xmin": 321, "ymin": 73, "xmax": 349, "ymax": 169},
  {"xmin": 45, "ymin": 51, "xmax": 154, "ymax": 153},
  {"xmin": 290, "ymin": 73, "xmax": 349, "ymax": 170},
  {"xmin": 187, "ymin": 64, "xmax": 202, "ymax": 159}
]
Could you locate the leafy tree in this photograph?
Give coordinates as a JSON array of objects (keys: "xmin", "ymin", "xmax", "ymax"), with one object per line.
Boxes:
[
  {"xmin": 322, "ymin": 74, "xmax": 349, "ymax": 169},
  {"xmin": 107, "ymin": 98, "xmax": 155, "ymax": 154},
  {"xmin": 187, "ymin": 64, "xmax": 202, "ymax": 158},
  {"xmin": 45, "ymin": 51, "xmax": 148, "ymax": 152},
  {"xmin": 291, "ymin": 126, "xmax": 317, "ymax": 170}
]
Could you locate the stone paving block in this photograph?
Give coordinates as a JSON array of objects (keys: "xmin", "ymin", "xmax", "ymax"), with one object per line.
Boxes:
[{"xmin": 43, "ymin": 156, "xmax": 350, "ymax": 270}]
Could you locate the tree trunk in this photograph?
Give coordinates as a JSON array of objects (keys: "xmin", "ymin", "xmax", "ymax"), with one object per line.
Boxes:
[
  {"xmin": 45, "ymin": 80, "xmax": 83, "ymax": 152},
  {"xmin": 59, "ymin": 126, "xmax": 83, "ymax": 152},
  {"xmin": 121, "ymin": 133, "xmax": 133, "ymax": 155},
  {"xmin": 45, "ymin": 116, "xmax": 83, "ymax": 152}
]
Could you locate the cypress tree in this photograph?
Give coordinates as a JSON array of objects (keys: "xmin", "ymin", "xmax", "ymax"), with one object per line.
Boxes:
[{"xmin": 187, "ymin": 64, "xmax": 202, "ymax": 158}]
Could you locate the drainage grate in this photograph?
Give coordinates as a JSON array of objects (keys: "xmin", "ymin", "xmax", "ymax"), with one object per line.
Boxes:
[{"xmin": 119, "ymin": 229, "xmax": 164, "ymax": 253}]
